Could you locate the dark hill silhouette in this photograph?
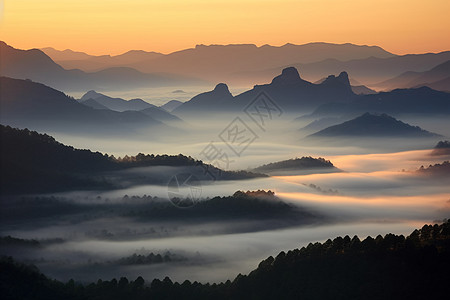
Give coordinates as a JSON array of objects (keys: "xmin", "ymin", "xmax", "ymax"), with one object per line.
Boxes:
[
  {"xmin": 80, "ymin": 90, "xmax": 155, "ymax": 111},
  {"xmin": 310, "ymin": 86, "xmax": 450, "ymax": 118},
  {"xmin": 417, "ymin": 161, "xmax": 450, "ymax": 176},
  {"xmin": 314, "ymin": 76, "xmax": 376, "ymax": 94},
  {"xmin": 0, "ymin": 42, "xmax": 204, "ymax": 92},
  {"xmin": 0, "ymin": 125, "xmax": 265, "ymax": 194},
  {"xmin": 431, "ymin": 140, "xmax": 450, "ymax": 156},
  {"xmin": 252, "ymin": 156, "xmax": 340, "ymax": 175},
  {"xmin": 0, "ymin": 77, "xmax": 171, "ymax": 134},
  {"xmin": 172, "ymin": 83, "xmax": 235, "ymax": 115},
  {"xmin": 308, "ymin": 113, "xmax": 440, "ymax": 138},
  {"xmin": 1, "ymin": 220, "xmax": 449, "ymax": 299},
  {"xmin": 374, "ymin": 60, "xmax": 450, "ymax": 91},
  {"xmin": 174, "ymin": 67, "xmax": 356, "ymax": 115}
]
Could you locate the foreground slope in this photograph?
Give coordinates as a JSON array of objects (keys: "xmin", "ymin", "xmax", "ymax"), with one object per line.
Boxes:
[{"xmin": 1, "ymin": 220, "xmax": 449, "ymax": 299}]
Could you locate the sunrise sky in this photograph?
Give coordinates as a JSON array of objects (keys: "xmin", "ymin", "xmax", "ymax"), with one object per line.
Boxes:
[{"xmin": 0, "ymin": 0, "xmax": 449, "ymax": 55}]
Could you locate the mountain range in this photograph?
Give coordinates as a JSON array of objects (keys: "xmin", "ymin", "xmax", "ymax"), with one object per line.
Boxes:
[
  {"xmin": 373, "ymin": 60, "xmax": 450, "ymax": 91},
  {"xmin": 173, "ymin": 67, "xmax": 357, "ymax": 115},
  {"xmin": 42, "ymin": 43, "xmax": 394, "ymax": 81},
  {"xmin": 0, "ymin": 77, "xmax": 175, "ymax": 135},
  {"xmin": 309, "ymin": 86, "xmax": 450, "ymax": 118},
  {"xmin": 3, "ymin": 41, "xmax": 450, "ymax": 93},
  {"xmin": 0, "ymin": 41, "xmax": 204, "ymax": 92}
]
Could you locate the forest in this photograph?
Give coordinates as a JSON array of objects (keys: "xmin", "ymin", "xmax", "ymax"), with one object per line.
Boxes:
[{"xmin": 1, "ymin": 220, "xmax": 449, "ymax": 300}]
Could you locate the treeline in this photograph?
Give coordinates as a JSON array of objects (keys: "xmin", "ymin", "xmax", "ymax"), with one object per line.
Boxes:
[
  {"xmin": 417, "ymin": 161, "xmax": 450, "ymax": 175},
  {"xmin": 252, "ymin": 156, "xmax": 336, "ymax": 173},
  {"xmin": 1, "ymin": 220, "xmax": 449, "ymax": 299},
  {"xmin": 116, "ymin": 251, "xmax": 186, "ymax": 265},
  {"xmin": 0, "ymin": 125, "xmax": 264, "ymax": 194}
]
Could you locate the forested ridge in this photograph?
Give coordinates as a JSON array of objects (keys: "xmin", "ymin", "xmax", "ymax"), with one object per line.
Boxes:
[{"xmin": 1, "ymin": 220, "xmax": 449, "ymax": 299}]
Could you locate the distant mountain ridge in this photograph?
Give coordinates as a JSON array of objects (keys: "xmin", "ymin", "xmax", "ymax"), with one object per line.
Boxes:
[
  {"xmin": 310, "ymin": 86, "xmax": 450, "ymax": 118},
  {"xmin": 80, "ymin": 90, "xmax": 156, "ymax": 111},
  {"xmin": 0, "ymin": 77, "xmax": 173, "ymax": 134},
  {"xmin": 0, "ymin": 41, "xmax": 205, "ymax": 92},
  {"xmin": 374, "ymin": 60, "xmax": 450, "ymax": 92},
  {"xmin": 41, "ymin": 42, "xmax": 395, "ymax": 81},
  {"xmin": 307, "ymin": 113, "xmax": 440, "ymax": 138},
  {"xmin": 173, "ymin": 67, "xmax": 357, "ymax": 115}
]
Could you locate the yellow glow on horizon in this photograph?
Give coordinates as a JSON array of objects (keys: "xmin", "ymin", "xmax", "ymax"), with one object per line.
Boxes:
[{"xmin": 0, "ymin": 0, "xmax": 449, "ymax": 55}]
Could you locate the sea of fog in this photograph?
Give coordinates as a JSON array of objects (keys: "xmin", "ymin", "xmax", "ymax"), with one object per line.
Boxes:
[
  {"xmin": 1, "ymin": 147, "xmax": 449, "ymax": 283},
  {"xmin": 2, "ymin": 114, "xmax": 449, "ymax": 284}
]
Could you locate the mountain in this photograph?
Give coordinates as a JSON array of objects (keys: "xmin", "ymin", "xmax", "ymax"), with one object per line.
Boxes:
[
  {"xmin": 0, "ymin": 77, "xmax": 170, "ymax": 134},
  {"xmin": 172, "ymin": 83, "xmax": 235, "ymax": 115},
  {"xmin": 252, "ymin": 156, "xmax": 340, "ymax": 175},
  {"xmin": 1, "ymin": 220, "xmax": 449, "ymax": 299},
  {"xmin": 310, "ymin": 86, "xmax": 450, "ymax": 118},
  {"xmin": 173, "ymin": 67, "xmax": 356, "ymax": 115},
  {"xmin": 80, "ymin": 90, "xmax": 155, "ymax": 111},
  {"xmin": 0, "ymin": 42, "xmax": 205, "ymax": 92},
  {"xmin": 307, "ymin": 113, "xmax": 440, "ymax": 138},
  {"xmin": 41, "ymin": 42, "xmax": 394, "ymax": 83},
  {"xmin": 41, "ymin": 47, "xmax": 164, "ymax": 71},
  {"xmin": 417, "ymin": 161, "xmax": 450, "ymax": 175},
  {"xmin": 374, "ymin": 60, "xmax": 450, "ymax": 91},
  {"xmin": 0, "ymin": 125, "xmax": 265, "ymax": 194},
  {"xmin": 238, "ymin": 51, "xmax": 450, "ymax": 85},
  {"xmin": 431, "ymin": 140, "xmax": 450, "ymax": 156},
  {"xmin": 160, "ymin": 100, "xmax": 184, "ymax": 112},
  {"xmin": 315, "ymin": 76, "xmax": 376, "ymax": 94},
  {"xmin": 351, "ymin": 85, "xmax": 376, "ymax": 95}
]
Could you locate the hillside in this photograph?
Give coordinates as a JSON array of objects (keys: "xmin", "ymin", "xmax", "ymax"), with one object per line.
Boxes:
[
  {"xmin": 0, "ymin": 77, "xmax": 170, "ymax": 134},
  {"xmin": 310, "ymin": 87, "xmax": 450, "ymax": 118},
  {"xmin": 252, "ymin": 156, "xmax": 339, "ymax": 175},
  {"xmin": 374, "ymin": 60, "xmax": 450, "ymax": 91},
  {"xmin": 1, "ymin": 220, "xmax": 449, "ymax": 299},
  {"xmin": 0, "ymin": 42, "xmax": 204, "ymax": 92},
  {"xmin": 307, "ymin": 113, "xmax": 440, "ymax": 138},
  {"xmin": 0, "ymin": 125, "xmax": 265, "ymax": 194}
]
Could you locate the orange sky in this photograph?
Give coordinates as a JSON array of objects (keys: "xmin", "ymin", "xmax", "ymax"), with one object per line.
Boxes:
[{"xmin": 0, "ymin": 0, "xmax": 449, "ymax": 55}]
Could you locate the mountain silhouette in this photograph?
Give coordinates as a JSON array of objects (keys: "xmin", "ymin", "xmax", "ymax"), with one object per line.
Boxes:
[
  {"xmin": 41, "ymin": 47, "xmax": 164, "ymax": 71},
  {"xmin": 0, "ymin": 77, "xmax": 171, "ymax": 134},
  {"xmin": 431, "ymin": 140, "xmax": 450, "ymax": 156},
  {"xmin": 174, "ymin": 67, "xmax": 356, "ymax": 115},
  {"xmin": 172, "ymin": 83, "xmax": 235, "ymax": 115},
  {"xmin": 0, "ymin": 42, "xmax": 205, "ymax": 92},
  {"xmin": 310, "ymin": 86, "xmax": 450, "ymax": 118},
  {"xmin": 238, "ymin": 51, "xmax": 450, "ymax": 85},
  {"xmin": 80, "ymin": 91, "xmax": 155, "ymax": 111},
  {"xmin": 41, "ymin": 42, "xmax": 395, "ymax": 84},
  {"xmin": 374, "ymin": 60, "xmax": 450, "ymax": 91},
  {"xmin": 307, "ymin": 113, "xmax": 440, "ymax": 138}
]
